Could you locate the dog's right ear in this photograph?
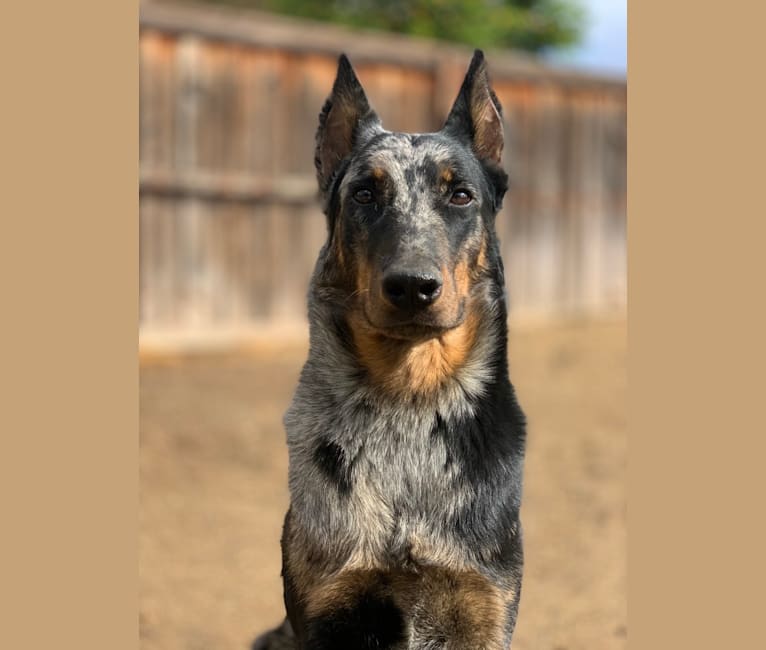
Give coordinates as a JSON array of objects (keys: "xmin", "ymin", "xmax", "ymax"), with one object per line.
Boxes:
[{"xmin": 315, "ymin": 54, "xmax": 381, "ymax": 196}]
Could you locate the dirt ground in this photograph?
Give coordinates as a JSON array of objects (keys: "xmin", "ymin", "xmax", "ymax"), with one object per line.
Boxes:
[{"xmin": 140, "ymin": 320, "xmax": 626, "ymax": 650}]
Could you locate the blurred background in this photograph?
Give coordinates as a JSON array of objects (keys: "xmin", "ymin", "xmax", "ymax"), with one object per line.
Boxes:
[{"xmin": 139, "ymin": 1, "xmax": 626, "ymax": 648}]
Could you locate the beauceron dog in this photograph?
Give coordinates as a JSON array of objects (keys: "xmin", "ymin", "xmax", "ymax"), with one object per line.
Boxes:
[{"xmin": 254, "ymin": 50, "xmax": 526, "ymax": 650}]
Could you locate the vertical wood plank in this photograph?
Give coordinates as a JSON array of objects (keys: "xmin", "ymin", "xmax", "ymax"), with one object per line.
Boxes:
[{"xmin": 247, "ymin": 205, "xmax": 273, "ymax": 321}]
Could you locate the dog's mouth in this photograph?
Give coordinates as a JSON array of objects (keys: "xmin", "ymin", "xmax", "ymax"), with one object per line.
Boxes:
[{"xmin": 362, "ymin": 305, "xmax": 466, "ymax": 342}]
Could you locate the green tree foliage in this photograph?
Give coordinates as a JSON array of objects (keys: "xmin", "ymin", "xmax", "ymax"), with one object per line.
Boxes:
[{"xmin": 201, "ymin": 0, "xmax": 586, "ymax": 53}]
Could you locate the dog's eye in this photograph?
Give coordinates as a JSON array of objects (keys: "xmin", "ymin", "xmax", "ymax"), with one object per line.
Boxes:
[
  {"xmin": 450, "ymin": 190, "xmax": 473, "ymax": 206},
  {"xmin": 353, "ymin": 189, "xmax": 374, "ymax": 204}
]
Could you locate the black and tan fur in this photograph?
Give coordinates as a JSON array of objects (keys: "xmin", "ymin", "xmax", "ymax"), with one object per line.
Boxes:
[{"xmin": 254, "ymin": 51, "xmax": 526, "ymax": 649}]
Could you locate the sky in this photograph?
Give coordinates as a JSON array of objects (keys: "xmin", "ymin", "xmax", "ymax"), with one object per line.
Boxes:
[{"xmin": 546, "ymin": 0, "xmax": 627, "ymax": 76}]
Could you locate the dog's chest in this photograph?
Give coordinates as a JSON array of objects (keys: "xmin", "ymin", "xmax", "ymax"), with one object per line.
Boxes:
[
  {"xmin": 301, "ymin": 396, "xmax": 476, "ymax": 566},
  {"xmin": 352, "ymin": 432, "xmax": 468, "ymax": 565}
]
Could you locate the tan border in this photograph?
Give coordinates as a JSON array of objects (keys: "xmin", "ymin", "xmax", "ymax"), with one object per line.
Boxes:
[
  {"xmin": 630, "ymin": 1, "xmax": 766, "ymax": 648},
  {"xmin": 1, "ymin": 1, "xmax": 138, "ymax": 649},
  {"xmin": 3, "ymin": 0, "xmax": 765, "ymax": 648}
]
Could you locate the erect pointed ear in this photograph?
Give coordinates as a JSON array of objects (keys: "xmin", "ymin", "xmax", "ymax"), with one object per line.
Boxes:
[
  {"xmin": 442, "ymin": 50, "xmax": 504, "ymax": 165},
  {"xmin": 315, "ymin": 54, "xmax": 381, "ymax": 195}
]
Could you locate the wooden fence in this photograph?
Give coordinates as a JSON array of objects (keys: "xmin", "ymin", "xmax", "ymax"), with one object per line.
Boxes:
[{"xmin": 139, "ymin": 0, "xmax": 626, "ymax": 345}]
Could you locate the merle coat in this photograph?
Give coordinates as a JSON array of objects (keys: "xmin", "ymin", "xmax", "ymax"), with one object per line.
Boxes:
[{"xmin": 255, "ymin": 50, "xmax": 526, "ymax": 650}]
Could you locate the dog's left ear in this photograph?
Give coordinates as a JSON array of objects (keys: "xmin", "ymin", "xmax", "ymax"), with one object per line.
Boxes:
[{"xmin": 443, "ymin": 50, "xmax": 504, "ymax": 165}]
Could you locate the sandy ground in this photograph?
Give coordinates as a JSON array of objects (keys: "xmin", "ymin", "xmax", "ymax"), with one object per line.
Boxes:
[{"xmin": 140, "ymin": 320, "xmax": 626, "ymax": 650}]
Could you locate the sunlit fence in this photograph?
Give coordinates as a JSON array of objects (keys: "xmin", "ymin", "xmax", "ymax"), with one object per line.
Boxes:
[{"xmin": 139, "ymin": 1, "xmax": 626, "ymax": 345}]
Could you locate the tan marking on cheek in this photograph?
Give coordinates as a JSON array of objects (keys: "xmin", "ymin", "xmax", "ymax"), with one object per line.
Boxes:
[
  {"xmin": 453, "ymin": 258, "xmax": 471, "ymax": 297},
  {"xmin": 424, "ymin": 263, "xmax": 460, "ymax": 326},
  {"xmin": 332, "ymin": 218, "xmax": 345, "ymax": 271},
  {"xmin": 439, "ymin": 306, "xmax": 481, "ymax": 371},
  {"xmin": 347, "ymin": 314, "xmax": 399, "ymax": 386},
  {"xmin": 429, "ymin": 257, "xmax": 472, "ymax": 326},
  {"xmin": 355, "ymin": 257, "xmax": 371, "ymax": 298},
  {"xmin": 475, "ymin": 236, "xmax": 489, "ymax": 275}
]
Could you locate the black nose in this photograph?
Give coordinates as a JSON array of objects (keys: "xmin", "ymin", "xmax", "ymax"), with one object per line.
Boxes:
[{"xmin": 382, "ymin": 271, "xmax": 442, "ymax": 311}]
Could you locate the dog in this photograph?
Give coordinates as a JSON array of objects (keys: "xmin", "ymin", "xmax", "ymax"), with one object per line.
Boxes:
[{"xmin": 254, "ymin": 50, "xmax": 526, "ymax": 649}]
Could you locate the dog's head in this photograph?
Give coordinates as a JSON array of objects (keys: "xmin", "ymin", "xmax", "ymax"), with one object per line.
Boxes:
[
  {"xmin": 315, "ymin": 51, "xmax": 508, "ymax": 341},
  {"xmin": 314, "ymin": 51, "xmax": 508, "ymax": 392}
]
